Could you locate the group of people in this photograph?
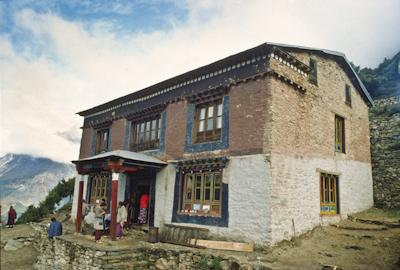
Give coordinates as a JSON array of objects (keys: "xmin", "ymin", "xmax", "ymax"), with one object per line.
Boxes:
[{"xmin": 86, "ymin": 192, "xmax": 149, "ymax": 243}]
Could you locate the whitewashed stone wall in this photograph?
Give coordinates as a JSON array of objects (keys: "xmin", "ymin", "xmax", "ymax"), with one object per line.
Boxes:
[
  {"xmin": 155, "ymin": 154, "xmax": 272, "ymax": 247},
  {"xmin": 269, "ymin": 153, "xmax": 373, "ymax": 244}
]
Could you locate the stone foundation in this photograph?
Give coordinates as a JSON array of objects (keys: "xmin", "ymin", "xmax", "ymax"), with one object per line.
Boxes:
[{"xmin": 31, "ymin": 223, "xmax": 270, "ymax": 270}]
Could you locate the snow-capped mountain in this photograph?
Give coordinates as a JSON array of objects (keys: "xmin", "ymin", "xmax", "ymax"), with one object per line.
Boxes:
[{"xmin": 0, "ymin": 154, "xmax": 75, "ymax": 220}]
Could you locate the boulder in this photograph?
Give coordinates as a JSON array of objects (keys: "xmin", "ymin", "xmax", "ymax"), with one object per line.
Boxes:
[{"xmin": 4, "ymin": 239, "xmax": 24, "ymax": 251}]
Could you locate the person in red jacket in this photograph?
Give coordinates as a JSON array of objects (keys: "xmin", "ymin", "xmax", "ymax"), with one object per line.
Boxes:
[
  {"xmin": 7, "ymin": 206, "xmax": 17, "ymax": 228},
  {"xmin": 137, "ymin": 194, "xmax": 149, "ymax": 224}
]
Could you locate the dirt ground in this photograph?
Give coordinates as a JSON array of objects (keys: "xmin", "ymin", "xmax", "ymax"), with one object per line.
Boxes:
[
  {"xmin": 0, "ymin": 208, "xmax": 399, "ymax": 270},
  {"xmin": 252, "ymin": 208, "xmax": 400, "ymax": 270},
  {"xmin": 0, "ymin": 224, "xmax": 38, "ymax": 270}
]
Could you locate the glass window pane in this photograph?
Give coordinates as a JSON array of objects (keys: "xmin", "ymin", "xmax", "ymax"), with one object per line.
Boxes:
[
  {"xmin": 216, "ymin": 116, "xmax": 222, "ymax": 129},
  {"xmin": 200, "ymin": 108, "xmax": 206, "ymax": 120},
  {"xmin": 140, "ymin": 123, "xmax": 145, "ymax": 132},
  {"xmin": 207, "ymin": 118, "xmax": 213, "ymax": 131},
  {"xmin": 217, "ymin": 104, "xmax": 223, "ymax": 116},
  {"xmin": 151, "ymin": 130, "xmax": 156, "ymax": 140},
  {"xmin": 152, "ymin": 120, "xmax": 157, "ymax": 130},
  {"xmin": 186, "ymin": 175, "xmax": 192, "ymax": 201},
  {"xmin": 199, "ymin": 120, "xmax": 205, "ymax": 132},
  {"xmin": 208, "ymin": 106, "xmax": 214, "ymax": 118},
  {"xmin": 146, "ymin": 121, "xmax": 151, "ymax": 131},
  {"xmin": 139, "ymin": 132, "xmax": 144, "ymax": 143}
]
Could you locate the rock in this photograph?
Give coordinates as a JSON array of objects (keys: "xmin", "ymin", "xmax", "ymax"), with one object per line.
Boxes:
[
  {"xmin": 240, "ymin": 264, "xmax": 253, "ymax": 270},
  {"xmin": 155, "ymin": 258, "xmax": 169, "ymax": 270},
  {"xmin": 4, "ymin": 239, "xmax": 25, "ymax": 251}
]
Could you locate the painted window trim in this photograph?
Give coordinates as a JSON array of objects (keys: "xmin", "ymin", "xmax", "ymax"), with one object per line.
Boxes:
[
  {"xmin": 172, "ymin": 171, "xmax": 229, "ymax": 227},
  {"xmin": 124, "ymin": 111, "xmax": 166, "ymax": 155},
  {"xmin": 184, "ymin": 96, "xmax": 229, "ymax": 153},
  {"xmin": 91, "ymin": 127, "xmax": 112, "ymax": 155}
]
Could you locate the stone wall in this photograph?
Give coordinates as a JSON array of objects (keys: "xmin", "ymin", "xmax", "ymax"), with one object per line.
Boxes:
[
  {"xmin": 266, "ymin": 50, "xmax": 373, "ymax": 243},
  {"xmin": 370, "ymin": 96, "xmax": 400, "ymax": 208},
  {"xmin": 31, "ymin": 223, "xmax": 270, "ymax": 270}
]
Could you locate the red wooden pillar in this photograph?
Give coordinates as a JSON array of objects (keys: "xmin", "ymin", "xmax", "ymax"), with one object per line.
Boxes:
[
  {"xmin": 75, "ymin": 177, "xmax": 84, "ymax": 233},
  {"xmin": 110, "ymin": 172, "xmax": 119, "ymax": 240}
]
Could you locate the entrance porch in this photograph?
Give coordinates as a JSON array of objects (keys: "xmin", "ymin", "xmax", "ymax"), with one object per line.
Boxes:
[{"xmin": 72, "ymin": 150, "xmax": 167, "ymax": 240}]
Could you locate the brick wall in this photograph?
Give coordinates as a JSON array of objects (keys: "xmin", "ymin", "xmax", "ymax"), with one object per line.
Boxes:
[
  {"xmin": 111, "ymin": 118, "xmax": 126, "ymax": 151},
  {"xmin": 78, "ymin": 127, "xmax": 93, "ymax": 159},
  {"xmin": 268, "ymin": 51, "xmax": 371, "ymax": 163},
  {"xmin": 229, "ymin": 78, "xmax": 270, "ymax": 156},
  {"xmin": 165, "ymin": 100, "xmax": 187, "ymax": 159}
]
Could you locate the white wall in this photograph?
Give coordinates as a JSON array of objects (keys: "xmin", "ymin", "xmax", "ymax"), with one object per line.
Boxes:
[
  {"xmin": 154, "ymin": 154, "xmax": 273, "ymax": 247},
  {"xmin": 269, "ymin": 153, "xmax": 373, "ymax": 244},
  {"xmin": 70, "ymin": 174, "xmax": 88, "ymax": 222}
]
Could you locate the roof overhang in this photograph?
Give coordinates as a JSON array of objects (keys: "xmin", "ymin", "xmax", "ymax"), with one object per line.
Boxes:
[
  {"xmin": 72, "ymin": 150, "xmax": 167, "ymax": 175},
  {"xmin": 76, "ymin": 42, "xmax": 374, "ymax": 118}
]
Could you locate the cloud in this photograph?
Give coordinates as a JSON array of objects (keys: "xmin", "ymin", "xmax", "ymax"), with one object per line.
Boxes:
[{"xmin": 0, "ymin": 0, "xmax": 399, "ymax": 162}]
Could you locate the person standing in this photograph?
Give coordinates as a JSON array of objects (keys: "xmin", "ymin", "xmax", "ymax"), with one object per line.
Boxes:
[
  {"xmin": 138, "ymin": 194, "xmax": 149, "ymax": 224},
  {"xmin": 94, "ymin": 200, "xmax": 105, "ymax": 243},
  {"xmin": 48, "ymin": 217, "xmax": 62, "ymax": 239},
  {"xmin": 116, "ymin": 202, "xmax": 127, "ymax": 239},
  {"xmin": 6, "ymin": 206, "xmax": 17, "ymax": 228}
]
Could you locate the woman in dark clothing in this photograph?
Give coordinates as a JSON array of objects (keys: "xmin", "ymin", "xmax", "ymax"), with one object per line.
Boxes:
[{"xmin": 7, "ymin": 206, "xmax": 17, "ymax": 228}]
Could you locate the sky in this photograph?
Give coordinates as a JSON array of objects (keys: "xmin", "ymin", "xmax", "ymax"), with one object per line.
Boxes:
[{"xmin": 0, "ymin": 0, "xmax": 399, "ymax": 163}]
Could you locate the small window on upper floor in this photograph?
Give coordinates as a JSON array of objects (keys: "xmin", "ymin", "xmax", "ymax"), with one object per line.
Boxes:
[
  {"xmin": 130, "ymin": 116, "xmax": 161, "ymax": 151},
  {"xmin": 309, "ymin": 58, "xmax": 318, "ymax": 85},
  {"xmin": 345, "ymin": 84, "xmax": 352, "ymax": 107},
  {"xmin": 95, "ymin": 129, "xmax": 109, "ymax": 154},
  {"xmin": 335, "ymin": 115, "xmax": 345, "ymax": 153},
  {"xmin": 194, "ymin": 100, "xmax": 223, "ymax": 143}
]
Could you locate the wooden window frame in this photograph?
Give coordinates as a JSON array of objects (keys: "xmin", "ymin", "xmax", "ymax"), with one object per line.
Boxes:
[
  {"xmin": 309, "ymin": 58, "xmax": 318, "ymax": 85},
  {"xmin": 345, "ymin": 84, "xmax": 352, "ymax": 107},
  {"xmin": 320, "ymin": 173, "xmax": 339, "ymax": 215},
  {"xmin": 90, "ymin": 172, "xmax": 110, "ymax": 204},
  {"xmin": 95, "ymin": 128, "xmax": 109, "ymax": 154},
  {"xmin": 130, "ymin": 116, "xmax": 161, "ymax": 151},
  {"xmin": 194, "ymin": 100, "xmax": 223, "ymax": 143},
  {"xmin": 335, "ymin": 115, "xmax": 345, "ymax": 153},
  {"xmin": 180, "ymin": 171, "xmax": 222, "ymax": 217}
]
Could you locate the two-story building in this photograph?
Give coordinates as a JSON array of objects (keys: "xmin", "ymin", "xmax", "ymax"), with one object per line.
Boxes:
[{"xmin": 71, "ymin": 42, "xmax": 374, "ymax": 247}]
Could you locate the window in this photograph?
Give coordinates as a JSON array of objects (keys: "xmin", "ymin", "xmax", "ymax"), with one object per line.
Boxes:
[
  {"xmin": 195, "ymin": 100, "xmax": 223, "ymax": 143},
  {"xmin": 95, "ymin": 129, "xmax": 109, "ymax": 154},
  {"xmin": 335, "ymin": 115, "xmax": 345, "ymax": 153},
  {"xmin": 130, "ymin": 116, "xmax": 161, "ymax": 151},
  {"xmin": 309, "ymin": 59, "xmax": 318, "ymax": 85},
  {"xmin": 181, "ymin": 171, "xmax": 222, "ymax": 216},
  {"xmin": 320, "ymin": 173, "xmax": 339, "ymax": 215},
  {"xmin": 90, "ymin": 172, "xmax": 110, "ymax": 204},
  {"xmin": 345, "ymin": 85, "xmax": 352, "ymax": 106}
]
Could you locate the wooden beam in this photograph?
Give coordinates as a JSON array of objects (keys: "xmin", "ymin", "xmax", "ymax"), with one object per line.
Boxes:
[
  {"xmin": 189, "ymin": 239, "xmax": 254, "ymax": 252},
  {"xmin": 75, "ymin": 180, "xmax": 84, "ymax": 233}
]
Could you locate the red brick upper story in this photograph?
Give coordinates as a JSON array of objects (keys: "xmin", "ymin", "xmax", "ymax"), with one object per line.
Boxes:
[{"xmin": 77, "ymin": 43, "xmax": 373, "ymax": 164}]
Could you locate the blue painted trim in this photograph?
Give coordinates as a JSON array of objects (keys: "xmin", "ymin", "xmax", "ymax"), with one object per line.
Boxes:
[
  {"xmin": 184, "ymin": 96, "xmax": 230, "ymax": 153},
  {"xmin": 124, "ymin": 120, "xmax": 130, "ymax": 150},
  {"xmin": 91, "ymin": 130, "xmax": 97, "ymax": 156},
  {"xmin": 159, "ymin": 111, "xmax": 166, "ymax": 153},
  {"xmin": 171, "ymin": 172, "xmax": 229, "ymax": 227},
  {"xmin": 107, "ymin": 127, "xmax": 112, "ymax": 151},
  {"xmin": 130, "ymin": 111, "xmax": 166, "ymax": 157}
]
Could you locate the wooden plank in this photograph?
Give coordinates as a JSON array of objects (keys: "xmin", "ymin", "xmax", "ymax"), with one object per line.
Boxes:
[
  {"xmin": 189, "ymin": 239, "xmax": 254, "ymax": 252},
  {"xmin": 164, "ymin": 223, "xmax": 210, "ymax": 232}
]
